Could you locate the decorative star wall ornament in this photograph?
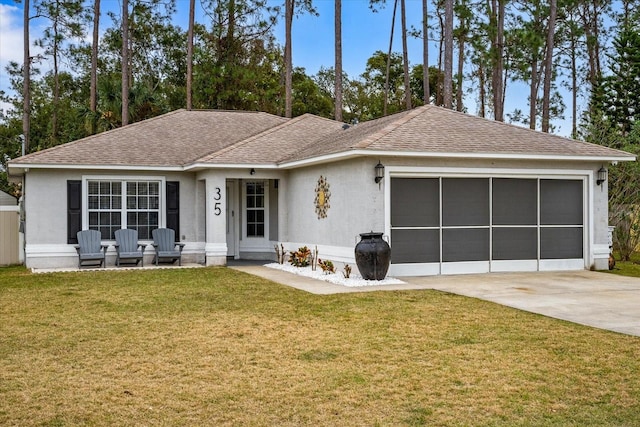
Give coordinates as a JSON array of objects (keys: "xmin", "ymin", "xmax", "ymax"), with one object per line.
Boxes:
[{"xmin": 314, "ymin": 175, "xmax": 331, "ymax": 219}]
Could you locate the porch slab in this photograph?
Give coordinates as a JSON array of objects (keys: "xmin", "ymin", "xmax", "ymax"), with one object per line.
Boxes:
[{"xmin": 31, "ymin": 263, "xmax": 205, "ymax": 274}]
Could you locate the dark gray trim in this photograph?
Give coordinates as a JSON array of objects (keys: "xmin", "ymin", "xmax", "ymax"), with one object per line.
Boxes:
[
  {"xmin": 166, "ymin": 181, "xmax": 180, "ymax": 238},
  {"xmin": 67, "ymin": 180, "xmax": 82, "ymax": 244}
]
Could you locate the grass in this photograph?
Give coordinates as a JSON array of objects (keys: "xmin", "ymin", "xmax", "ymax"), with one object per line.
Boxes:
[
  {"xmin": 605, "ymin": 252, "xmax": 640, "ymax": 278},
  {"xmin": 1, "ymin": 265, "xmax": 639, "ymax": 426}
]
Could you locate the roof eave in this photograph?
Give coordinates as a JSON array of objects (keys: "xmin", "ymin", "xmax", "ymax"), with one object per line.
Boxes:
[
  {"xmin": 7, "ymin": 163, "xmax": 185, "ymax": 175},
  {"xmin": 9, "ymin": 151, "xmax": 635, "ymax": 175},
  {"xmin": 278, "ymin": 150, "xmax": 637, "ymax": 169},
  {"xmin": 185, "ymin": 162, "xmax": 279, "ymax": 172}
]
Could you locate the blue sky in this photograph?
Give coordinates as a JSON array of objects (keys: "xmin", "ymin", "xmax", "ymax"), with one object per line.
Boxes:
[
  {"xmin": 0, "ymin": 0, "xmax": 578, "ymax": 135},
  {"xmin": 0, "ymin": 0, "xmax": 428, "ymax": 79}
]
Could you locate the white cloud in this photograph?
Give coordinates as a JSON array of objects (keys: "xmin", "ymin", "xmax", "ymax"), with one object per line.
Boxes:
[
  {"xmin": 0, "ymin": 3, "xmax": 23, "ymax": 64},
  {"xmin": 0, "ymin": 3, "xmax": 50, "ymax": 117},
  {"xmin": 0, "ymin": 3, "xmax": 23, "ymax": 115}
]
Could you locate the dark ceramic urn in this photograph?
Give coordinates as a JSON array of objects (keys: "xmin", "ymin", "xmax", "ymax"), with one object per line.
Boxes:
[{"xmin": 354, "ymin": 232, "xmax": 391, "ymax": 280}]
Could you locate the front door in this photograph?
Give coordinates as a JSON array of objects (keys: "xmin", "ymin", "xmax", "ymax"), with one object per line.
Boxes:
[{"xmin": 226, "ymin": 180, "xmax": 238, "ymax": 258}]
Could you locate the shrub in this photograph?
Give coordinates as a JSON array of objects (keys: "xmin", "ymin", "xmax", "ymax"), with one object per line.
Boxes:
[
  {"xmin": 318, "ymin": 259, "xmax": 335, "ymax": 274},
  {"xmin": 289, "ymin": 246, "xmax": 311, "ymax": 267}
]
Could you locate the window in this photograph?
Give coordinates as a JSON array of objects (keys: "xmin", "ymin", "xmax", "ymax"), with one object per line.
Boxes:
[
  {"xmin": 246, "ymin": 182, "xmax": 265, "ymax": 237},
  {"xmin": 87, "ymin": 180, "xmax": 160, "ymax": 240}
]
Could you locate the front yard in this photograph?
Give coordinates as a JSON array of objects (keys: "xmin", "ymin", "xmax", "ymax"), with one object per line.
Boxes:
[{"xmin": 1, "ymin": 265, "xmax": 639, "ymax": 426}]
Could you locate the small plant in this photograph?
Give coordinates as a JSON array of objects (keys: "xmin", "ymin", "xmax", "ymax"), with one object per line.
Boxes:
[
  {"xmin": 289, "ymin": 246, "xmax": 311, "ymax": 267},
  {"xmin": 342, "ymin": 264, "xmax": 352, "ymax": 279},
  {"xmin": 318, "ymin": 259, "xmax": 335, "ymax": 274},
  {"xmin": 274, "ymin": 243, "xmax": 287, "ymax": 264}
]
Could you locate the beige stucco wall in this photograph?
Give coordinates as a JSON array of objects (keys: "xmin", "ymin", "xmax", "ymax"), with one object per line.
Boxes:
[
  {"xmin": 282, "ymin": 157, "xmax": 385, "ymax": 262},
  {"xmin": 19, "ymin": 156, "xmax": 612, "ymax": 272},
  {"xmin": 22, "ymin": 169, "xmax": 204, "ymax": 269},
  {"xmin": 282, "ymin": 156, "xmax": 612, "ymax": 271}
]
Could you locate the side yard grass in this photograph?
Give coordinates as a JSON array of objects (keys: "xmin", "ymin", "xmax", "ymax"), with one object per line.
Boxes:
[
  {"xmin": 1, "ymin": 265, "xmax": 639, "ymax": 426},
  {"xmin": 606, "ymin": 253, "xmax": 640, "ymax": 278}
]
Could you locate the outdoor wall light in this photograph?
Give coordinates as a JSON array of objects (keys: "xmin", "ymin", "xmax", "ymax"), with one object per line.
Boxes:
[
  {"xmin": 374, "ymin": 162, "xmax": 385, "ymax": 184},
  {"xmin": 597, "ymin": 166, "xmax": 607, "ymax": 186},
  {"xmin": 250, "ymin": 168, "xmax": 256, "ymax": 175}
]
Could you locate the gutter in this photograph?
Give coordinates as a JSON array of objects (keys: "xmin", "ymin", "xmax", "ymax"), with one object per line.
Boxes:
[{"xmin": 8, "ymin": 150, "xmax": 636, "ymax": 176}]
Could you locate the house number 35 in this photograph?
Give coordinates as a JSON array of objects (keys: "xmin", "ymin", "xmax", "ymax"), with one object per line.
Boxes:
[{"xmin": 213, "ymin": 187, "xmax": 222, "ymax": 216}]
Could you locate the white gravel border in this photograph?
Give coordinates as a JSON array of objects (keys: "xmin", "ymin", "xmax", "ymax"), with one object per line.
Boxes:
[{"xmin": 264, "ymin": 263, "xmax": 405, "ymax": 287}]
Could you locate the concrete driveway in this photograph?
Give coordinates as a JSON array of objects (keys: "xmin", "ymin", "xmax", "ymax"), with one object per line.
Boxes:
[
  {"xmin": 402, "ymin": 270, "xmax": 640, "ymax": 337},
  {"xmin": 233, "ymin": 265, "xmax": 640, "ymax": 337}
]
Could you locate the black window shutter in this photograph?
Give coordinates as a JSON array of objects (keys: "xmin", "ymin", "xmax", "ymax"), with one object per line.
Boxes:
[
  {"xmin": 67, "ymin": 180, "xmax": 82, "ymax": 244},
  {"xmin": 166, "ymin": 181, "xmax": 180, "ymax": 239}
]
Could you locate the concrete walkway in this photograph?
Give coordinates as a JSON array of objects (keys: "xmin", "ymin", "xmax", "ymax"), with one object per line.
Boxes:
[{"xmin": 231, "ymin": 265, "xmax": 640, "ymax": 337}]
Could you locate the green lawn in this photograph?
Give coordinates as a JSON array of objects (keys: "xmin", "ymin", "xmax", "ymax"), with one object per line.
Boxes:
[
  {"xmin": 606, "ymin": 254, "xmax": 640, "ymax": 278},
  {"xmin": 1, "ymin": 265, "xmax": 639, "ymax": 426}
]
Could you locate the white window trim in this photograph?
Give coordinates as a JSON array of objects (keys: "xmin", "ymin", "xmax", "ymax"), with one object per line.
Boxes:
[
  {"xmin": 82, "ymin": 175, "xmax": 167, "ymax": 240},
  {"xmin": 241, "ymin": 180, "xmax": 269, "ymax": 242}
]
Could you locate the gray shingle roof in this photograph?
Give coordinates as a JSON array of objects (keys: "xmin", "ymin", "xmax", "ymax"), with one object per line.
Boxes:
[
  {"xmin": 281, "ymin": 105, "xmax": 634, "ymax": 164},
  {"xmin": 10, "ymin": 109, "xmax": 288, "ymax": 167},
  {"xmin": 197, "ymin": 114, "xmax": 345, "ymax": 165},
  {"xmin": 8, "ymin": 105, "xmax": 634, "ymax": 173}
]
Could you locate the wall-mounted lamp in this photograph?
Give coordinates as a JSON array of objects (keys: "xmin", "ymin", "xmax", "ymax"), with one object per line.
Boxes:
[
  {"xmin": 250, "ymin": 168, "xmax": 256, "ymax": 175},
  {"xmin": 374, "ymin": 162, "xmax": 385, "ymax": 184},
  {"xmin": 597, "ymin": 166, "xmax": 607, "ymax": 186}
]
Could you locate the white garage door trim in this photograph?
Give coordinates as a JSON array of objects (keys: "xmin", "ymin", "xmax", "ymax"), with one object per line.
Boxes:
[{"xmin": 386, "ymin": 167, "xmax": 592, "ymax": 276}]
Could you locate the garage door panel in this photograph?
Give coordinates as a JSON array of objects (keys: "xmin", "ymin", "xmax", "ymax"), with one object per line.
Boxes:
[
  {"xmin": 493, "ymin": 178, "xmax": 537, "ymax": 225},
  {"xmin": 492, "ymin": 227, "xmax": 538, "ymax": 260},
  {"xmin": 443, "ymin": 228, "xmax": 489, "ymax": 262},
  {"xmin": 391, "ymin": 178, "xmax": 439, "ymax": 227},
  {"xmin": 391, "ymin": 229, "xmax": 439, "ymax": 263},
  {"xmin": 442, "ymin": 178, "xmax": 489, "ymax": 226},
  {"xmin": 540, "ymin": 227, "xmax": 583, "ymax": 259},
  {"xmin": 540, "ymin": 180, "xmax": 583, "ymax": 225}
]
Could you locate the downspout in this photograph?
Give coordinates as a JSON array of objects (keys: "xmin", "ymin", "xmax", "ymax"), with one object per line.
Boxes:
[{"xmin": 19, "ymin": 174, "xmax": 26, "ymax": 265}]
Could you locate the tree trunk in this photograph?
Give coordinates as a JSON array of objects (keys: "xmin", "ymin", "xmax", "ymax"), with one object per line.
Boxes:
[
  {"xmin": 478, "ymin": 63, "xmax": 486, "ymax": 117},
  {"xmin": 443, "ymin": 0, "xmax": 453, "ymax": 109},
  {"xmin": 284, "ymin": 0, "xmax": 294, "ymax": 118},
  {"xmin": 23, "ymin": 0, "xmax": 30, "ymax": 154},
  {"xmin": 490, "ymin": 0, "xmax": 504, "ymax": 121},
  {"xmin": 436, "ymin": 7, "xmax": 444, "ymax": 106},
  {"xmin": 570, "ymin": 36, "xmax": 578, "ymax": 138},
  {"xmin": 90, "ymin": 0, "xmax": 100, "ymax": 133},
  {"xmin": 186, "ymin": 0, "xmax": 195, "ymax": 110},
  {"xmin": 384, "ymin": 0, "xmax": 398, "ymax": 116},
  {"xmin": 580, "ymin": 1, "xmax": 602, "ymax": 89},
  {"xmin": 456, "ymin": 31, "xmax": 465, "ymax": 111},
  {"xmin": 422, "ymin": 0, "xmax": 429, "ymax": 104},
  {"xmin": 334, "ymin": 0, "xmax": 343, "ymax": 121},
  {"xmin": 400, "ymin": 0, "xmax": 411, "ymax": 110},
  {"xmin": 121, "ymin": 0, "xmax": 129, "ymax": 126},
  {"xmin": 52, "ymin": 0, "xmax": 60, "ymax": 146},
  {"xmin": 541, "ymin": 0, "xmax": 557, "ymax": 133},
  {"xmin": 530, "ymin": 57, "xmax": 537, "ymax": 130}
]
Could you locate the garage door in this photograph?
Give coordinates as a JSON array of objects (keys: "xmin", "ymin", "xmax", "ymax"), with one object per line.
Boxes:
[{"xmin": 390, "ymin": 177, "xmax": 584, "ymax": 275}]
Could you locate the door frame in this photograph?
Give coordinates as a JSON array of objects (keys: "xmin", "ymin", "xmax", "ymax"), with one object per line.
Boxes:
[{"xmin": 226, "ymin": 179, "xmax": 240, "ymax": 259}]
